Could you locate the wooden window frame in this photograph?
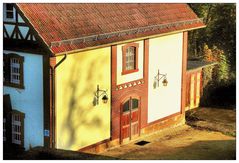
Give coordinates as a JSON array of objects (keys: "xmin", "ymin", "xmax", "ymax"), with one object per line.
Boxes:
[
  {"xmin": 3, "ymin": 53, "xmax": 24, "ymax": 89},
  {"xmin": 4, "ymin": 3, "xmax": 16, "ymax": 22},
  {"xmin": 6, "ymin": 4, "xmax": 14, "ymax": 19},
  {"xmin": 11, "ymin": 110, "xmax": 25, "ymax": 147},
  {"xmin": 122, "ymin": 43, "xmax": 139, "ymax": 75},
  {"xmin": 3, "ymin": 118, "xmax": 7, "ymax": 142},
  {"xmin": 3, "ymin": 95, "xmax": 25, "ymax": 148}
]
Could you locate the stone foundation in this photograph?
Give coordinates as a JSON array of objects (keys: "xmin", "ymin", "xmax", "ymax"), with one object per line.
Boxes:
[{"xmin": 80, "ymin": 113, "xmax": 185, "ymax": 153}]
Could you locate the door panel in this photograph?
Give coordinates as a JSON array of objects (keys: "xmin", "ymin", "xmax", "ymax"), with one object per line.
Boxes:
[
  {"xmin": 122, "ymin": 113, "xmax": 130, "ymax": 126},
  {"xmin": 131, "ymin": 122, "xmax": 139, "ymax": 139},
  {"xmin": 131, "ymin": 109, "xmax": 139, "ymax": 137},
  {"xmin": 122, "ymin": 104, "xmax": 130, "ymax": 140},
  {"xmin": 131, "ymin": 110, "xmax": 138, "ymax": 122},
  {"xmin": 122, "ymin": 125, "xmax": 130, "ymax": 140}
]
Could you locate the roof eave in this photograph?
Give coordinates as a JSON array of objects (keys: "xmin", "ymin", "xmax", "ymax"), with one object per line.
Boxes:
[
  {"xmin": 54, "ymin": 25, "xmax": 206, "ymax": 56},
  {"xmin": 187, "ymin": 61, "xmax": 218, "ymax": 72}
]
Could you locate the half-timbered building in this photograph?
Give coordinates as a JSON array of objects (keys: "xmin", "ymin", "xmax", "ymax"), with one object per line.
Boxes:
[{"xmin": 3, "ymin": 3, "xmax": 50, "ymax": 150}]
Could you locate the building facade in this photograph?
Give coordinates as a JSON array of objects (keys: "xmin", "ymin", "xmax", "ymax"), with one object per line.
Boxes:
[{"xmin": 3, "ymin": 3, "xmax": 205, "ymax": 151}]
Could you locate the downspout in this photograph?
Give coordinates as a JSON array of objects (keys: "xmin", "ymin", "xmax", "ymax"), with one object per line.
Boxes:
[{"xmin": 50, "ymin": 54, "xmax": 67, "ymax": 148}]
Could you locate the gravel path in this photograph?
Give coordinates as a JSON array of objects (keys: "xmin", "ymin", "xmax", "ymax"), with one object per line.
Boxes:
[{"xmin": 100, "ymin": 125, "xmax": 236, "ymax": 160}]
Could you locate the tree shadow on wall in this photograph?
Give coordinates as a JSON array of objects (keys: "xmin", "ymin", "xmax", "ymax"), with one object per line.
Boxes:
[{"xmin": 61, "ymin": 58, "xmax": 105, "ymax": 149}]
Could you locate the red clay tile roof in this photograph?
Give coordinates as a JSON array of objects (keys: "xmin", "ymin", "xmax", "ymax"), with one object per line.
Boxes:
[{"xmin": 16, "ymin": 3, "xmax": 205, "ymax": 54}]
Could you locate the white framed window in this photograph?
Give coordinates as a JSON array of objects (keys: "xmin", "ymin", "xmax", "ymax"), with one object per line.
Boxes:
[
  {"xmin": 122, "ymin": 43, "xmax": 139, "ymax": 75},
  {"xmin": 3, "ymin": 108, "xmax": 25, "ymax": 146},
  {"xmin": 6, "ymin": 4, "xmax": 14, "ymax": 19},
  {"xmin": 12, "ymin": 114, "xmax": 22, "ymax": 145},
  {"xmin": 3, "ymin": 53, "xmax": 24, "ymax": 89},
  {"xmin": 3, "ymin": 118, "xmax": 7, "ymax": 142},
  {"xmin": 4, "ymin": 3, "xmax": 16, "ymax": 22},
  {"xmin": 126, "ymin": 46, "xmax": 136, "ymax": 70},
  {"xmin": 10, "ymin": 58, "xmax": 21, "ymax": 84}
]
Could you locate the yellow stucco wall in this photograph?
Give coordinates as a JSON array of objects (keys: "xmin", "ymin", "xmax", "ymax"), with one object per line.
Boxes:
[
  {"xmin": 116, "ymin": 40, "xmax": 144, "ymax": 85},
  {"xmin": 55, "ymin": 47, "xmax": 111, "ymax": 150}
]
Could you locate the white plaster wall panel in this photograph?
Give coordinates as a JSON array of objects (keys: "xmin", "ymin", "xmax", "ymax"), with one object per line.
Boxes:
[
  {"xmin": 18, "ymin": 14, "xmax": 25, "ymax": 23},
  {"xmin": 4, "ymin": 24, "xmax": 30, "ymax": 40},
  {"xmin": 116, "ymin": 40, "xmax": 144, "ymax": 85},
  {"xmin": 148, "ymin": 33, "xmax": 183, "ymax": 123},
  {"xmin": 18, "ymin": 26, "xmax": 29, "ymax": 39},
  {"xmin": 3, "ymin": 50, "xmax": 44, "ymax": 150},
  {"xmin": 4, "ymin": 24, "xmax": 15, "ymax": 37}
]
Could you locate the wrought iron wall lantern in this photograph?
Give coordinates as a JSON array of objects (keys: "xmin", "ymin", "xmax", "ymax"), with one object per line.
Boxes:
[
  {"xmin": 94, "ymin": 85, "xmax": 108, "ymax": 105},
  {"xmin": 154, "ymin": 69, "xmax": 168, "ymax": 87}
]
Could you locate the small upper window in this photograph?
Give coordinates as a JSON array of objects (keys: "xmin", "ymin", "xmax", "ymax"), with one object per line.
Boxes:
[
  {"xmin": 122, "ymin": 43, "xmax": 139, "ymax": 75},
  {"xmin": 3, "ymin": 53, "xmax": 24, "ymax": 89},
  {"xmin": 126, "ymin": 46, "xmax": 136, "ymax": 71},
  {"xmin": 6, "ymin": 4, "xmax": 14, "ymax": 19}
]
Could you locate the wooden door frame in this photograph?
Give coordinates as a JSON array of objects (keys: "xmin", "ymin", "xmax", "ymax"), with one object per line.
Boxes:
[
  {"xmin": 194, "ymin": 72, "xmax": 197, "ymax": 106},
  {"xmin": 120, "ymin": 95, "xmax": 141, "ymax": 144},
  {"xmin": 195, "ymin": 72, "xmax": 201, "ymax": 106},
  {"xmin": 189, "ymin": 73, "xmax": 195, "ymax": 108}
]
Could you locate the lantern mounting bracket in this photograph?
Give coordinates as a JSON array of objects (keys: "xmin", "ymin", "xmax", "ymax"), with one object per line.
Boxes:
[
  {"xmin": 95, "ymin": 85, "xmax": 108, "ymax": 105},
  {"xmin": 154, "ymin": 69, "xmax": 168, "ymax": 87}
]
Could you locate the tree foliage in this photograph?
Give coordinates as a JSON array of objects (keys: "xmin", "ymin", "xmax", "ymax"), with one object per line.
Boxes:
[
  {"xmin": 189, "ymin": 4, "xmax": 236, "ymax": 107},
  {"xmin": 203, "ymin": 44, "xmax": 230, "ymax": 83},
  {"xmin": 201, "ymin": 44, "xmax": 213, "ymax": 88},
  {"xmin": 188, "ymin": 3, "xmax": 236, "ymax": 81},
  {"xmin": 200, "ymin": 43, "xmax": 232, "ymax": 107}
]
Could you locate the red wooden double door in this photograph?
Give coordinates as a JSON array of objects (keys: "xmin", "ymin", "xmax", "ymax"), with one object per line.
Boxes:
[{"xmin": 121, "ymin": 97, "xmax": 140, "ymax": 143}]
